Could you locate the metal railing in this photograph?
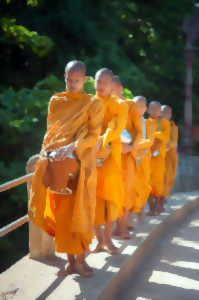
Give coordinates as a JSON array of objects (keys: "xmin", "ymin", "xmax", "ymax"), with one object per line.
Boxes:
[{"xmin": 0, "ymin": 172, "xmax": 34, "ymax": 238}]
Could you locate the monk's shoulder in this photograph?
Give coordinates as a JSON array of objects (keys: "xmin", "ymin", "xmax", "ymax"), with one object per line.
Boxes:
[
  {"xmin": 161, "ymin": 118, "xmax": 170, "ymax": 128},
  {"xmin": 89, "ymin": 95, "xmax": 104, "ymax": 113},
  {"xmin": 48, "ymin": 91, "xmax": 67, "ymax": 113}
]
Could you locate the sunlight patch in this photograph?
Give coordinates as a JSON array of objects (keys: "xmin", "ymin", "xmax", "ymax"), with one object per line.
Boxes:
[
  {"xmin": 172, "ymin": 237, "xmax": 199, "ymax": 250},
  {"xmin": 122, "ymin": 245, "xmax": 137, "ymax": 255},
  {"xmin": 149, "ymin": 271, "xmax": 199, "ymax": 290},
  {"xmin": 161, "ymin": 259, "xmax": 199, "ymax": 270}
]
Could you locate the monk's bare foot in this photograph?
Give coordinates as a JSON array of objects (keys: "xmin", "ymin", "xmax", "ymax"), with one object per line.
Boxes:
[
  {"xmin": 92, "ymin": 243, "xmax": 106, "ymax": 253},
  {"xmin": 112, "ymin": 228, "xmax": 121, "ymax": 236},
  {"xmin": 56, "ymin": 264, "xmax": 75, "ymax": 277},
  {"xmin": 105, "ymin": 241, "xmax": 119, "ymax": 254},
  {"xmin": 83, "ymin": 261, "xmax": 93, "ymax": 272},
  {"xmin": 75, "ymin": 261, "xmax": 93, "ymax": 277},
  {"xmin": 120, "ymin": 230, "xmax": 132, "ymax": 240}
]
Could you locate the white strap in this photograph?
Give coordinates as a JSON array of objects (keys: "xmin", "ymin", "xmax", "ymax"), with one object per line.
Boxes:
[{"xmin": 142, "ymin": 118, "xmax": 146, "ymax": 139}]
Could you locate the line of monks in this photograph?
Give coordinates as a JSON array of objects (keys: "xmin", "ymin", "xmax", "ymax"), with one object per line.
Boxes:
[{"xmin": 28, "ymin": 60, "xmax": 178, "ymax": 277}]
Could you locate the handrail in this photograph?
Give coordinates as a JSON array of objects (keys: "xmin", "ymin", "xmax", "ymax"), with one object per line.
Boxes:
[
  {"xmin": 0, "ymin": 172, "xmax": 34, "ymax": 237},
  {"xmin": 0, "ymin": 215, "xmax": 29, "ymax": 238},
  {"xmin": 0, "ymin": 172, "xmax": 34, "ymax": 193}
]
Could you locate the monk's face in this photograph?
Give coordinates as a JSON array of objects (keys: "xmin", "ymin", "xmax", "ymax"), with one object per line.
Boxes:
[
  {"xmin": 161, "ymin": 109, "xmax": 172, "ymax": 121},
  {"xmin": 112, "ymin": 82, "xmax": 123, "ymax": 98},
  {"xmin": 137, "ymin": 100, "xmax": 147, "ymax": 117},
  {"xmin": 65, "ymin": 70, "xmax": 86, "ymax": 93},
  {"xmin": 148, "ymin": 104, "xmax": 161, "ymax": 118},
  {"xmin": 95, "ymin": 75, "xmax": 112, "ymax": 98}
]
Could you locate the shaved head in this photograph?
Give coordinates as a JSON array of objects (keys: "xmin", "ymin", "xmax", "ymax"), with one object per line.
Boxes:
[
  {"xmin": 161, "ymin": 105, "xmax": 172, "ymax": 120},
  {"xmin": 112, "ymin": 75, "xmax": 123, "ymax": 87},
  {"xmin": 65, "ymin": 60, "xmax": 86, "ymax": 75},
  {"xmin": 95, "ymin": 68, "xmax": 113, "ymax": 80},
  {"xmin": 161, "ymin": 105, "xmax": 172, "ymax": 113},
  {"xmin": 148, "ymin": 101, "xmax": 161, "ymax": 118},
  {"xmin": 133, "ymin": 95, "xmax": 147, "ymax": 104}
]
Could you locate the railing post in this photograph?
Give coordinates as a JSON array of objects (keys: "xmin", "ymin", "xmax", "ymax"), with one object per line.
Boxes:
[{"xmin": 26, "ymin": 154, "xmax": 55, "ymax": 259}]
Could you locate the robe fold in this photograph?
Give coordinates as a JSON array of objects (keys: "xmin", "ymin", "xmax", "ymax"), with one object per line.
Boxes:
[
  {"xmin": 150, "ymin": 118, "xmax": 170, "ymax": 197},
  {"xmin": 95, "ymin": 95, "xmax": 128, "ymax": 225},
  {"xmin": 121, "ymin": 101, "xmax": 143, "ymax": 212},
  {"xmin": 28, "ymin": 90, "xmax": 104, "ymax": 255},
  {"xmin": 163, "ymin": 120, "xmax": 178, "ymax": 198},
  {"xmin": 132, "ymin": 118, "xmax": 156, "ymax": 212}
]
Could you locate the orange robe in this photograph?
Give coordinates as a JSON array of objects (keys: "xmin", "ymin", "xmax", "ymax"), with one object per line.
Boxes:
[
  {"xmin": 95, "ymin": 96, "xmax": 128, "ymax": 225},
  {"xmin": 28, "ymin": 91, "xmax": 104, "ymax": 255},
  {"xmin": 163, "ymin": 120, "xmax": 178, "ymax": 198},
  {"xmin": 150, "ymin": 118, "xmax": 170, "ymax": 197},
  {"xmin": 132, "ymin": 117, "xmax": 157, "ymax": 212},
  {"xmin": 121, "ymin": 101, "xmax": 142, "ymax": 212}
]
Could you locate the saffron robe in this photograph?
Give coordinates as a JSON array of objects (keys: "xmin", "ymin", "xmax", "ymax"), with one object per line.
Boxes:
[
  {"xmin": 95, "ymin": 95, "xmax": 128, "ymax": 225},
  {"xmin": 28, "ymin": 90, "xmax": 104, "ymax": 255},
  {"xmin": 163, "ymin": 120, "xmax": 178, "ymax": 198},
  {"xmin": 150, "ymin": 118, "xmax": 170, "ymax": 197}
]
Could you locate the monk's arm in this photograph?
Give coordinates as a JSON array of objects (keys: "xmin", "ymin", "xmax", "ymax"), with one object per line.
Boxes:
[
  {"xmin": 102, "ymin": 102, "xmax": 128, "ymax": 147},
  {"xmin": 130, "ymin": 104, "xmax": 143, "ymax": 156},
  {"xmin": 168, "ymin": 125, "xmax": 178, "ymax": 150},
  {"xmin": 75, "ymin": 99, "xmax": 104, "ymax": 158}
]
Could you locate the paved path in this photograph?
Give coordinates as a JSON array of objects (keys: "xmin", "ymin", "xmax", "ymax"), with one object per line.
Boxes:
[
  {"xmin": 120, "ymin": 208, "xmax": 199, "ymax": 300},
  {"xmin": 0, "ymin": 191, "xmax": 199, "ymax": 300}
]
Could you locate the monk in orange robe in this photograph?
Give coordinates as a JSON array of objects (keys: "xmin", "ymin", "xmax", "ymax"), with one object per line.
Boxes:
[
  {"xmin": 28, "ymin": 61, "xmax": 104, "ymax": 276},
  {"xmin": 161, "ymin": 105, "xmax": 178, "ymax": 201},
  {"xmin": 131, "ymin": 97, "xmax": 156, "ymax": 222},
  {"xmin": 112, "ymin": 77, "xmax": 143, "ymax": 239},
  {"xmin": 147, "ymin": 101, "xmax": 170, "ymax": 215},
  {"xmin": 94, "ymin": 69, "xmax": 128, "ymax": 252}
]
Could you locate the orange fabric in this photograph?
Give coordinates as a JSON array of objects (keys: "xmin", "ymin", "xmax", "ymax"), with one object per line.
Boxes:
[
  {"xmin": 28, "ymin": 90, "xmax": 103, "ymax": 254},
  {"xmin": 96, "ymin": 95, "xmax": 128, "ymax": 224},
  {"xmin": 122, "ymin": 101, "xmax": 143, "ymax": 212},
  {"xmin": 132, "ymin": 118, "xmax": 157, "ymax": 212},
  {"xmin": 163, "ymin": 121, "xmax": 178, "ymax": 198},
  {"xmin": 150, "ymin": 118, "xmax": 170, "ymax": 197}
]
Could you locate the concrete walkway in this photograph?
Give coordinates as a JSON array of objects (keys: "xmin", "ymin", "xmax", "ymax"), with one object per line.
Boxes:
[
  {"xmin": 120, "ymin": 208, "xmax": 199, "ymax": 300},
  {"xmin": 0, "ymin": 191, "xmax": 199, "ymax": 300}
]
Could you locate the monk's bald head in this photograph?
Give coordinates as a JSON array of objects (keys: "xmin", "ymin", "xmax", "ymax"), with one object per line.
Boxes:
[
  {"xmin": 112, "ymin": 75, "xmax": 123, "ymax": 97},
  {"xmin": 133, "ymin": 96, "xmax": 147, "ymax": 116},
  {"xmin": 148, "ymin": 101, "xmax": 161, "ymax": 118},
  {"xmin": 65, "ymin": 60, "xmax": 86, "ymax": 75},
  {"xmin": 95, "ymin": 68, "xmax": 114, "ymax": 98},
  {"xmin": 95, "ymin": 68, "xmax": 113, "ymax": 80},
  {"xmin": 161, "ymin": 105, "xmax": 172, "ymax": 121},
  {"xmin": 64, "ymin": 60, "xmax": 87, "ymax": 93}
]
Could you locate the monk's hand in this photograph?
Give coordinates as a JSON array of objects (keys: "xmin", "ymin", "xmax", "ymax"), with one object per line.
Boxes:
[
  {"xmin": 151, "ymin": 138, "xmax": 162, "ymax": 152},
  {"xmin": 137, "ymin": 149, "xmax": 147, "ymax": 158},
  {"xmin": 96, "ymin": 138, "xmax": 102, "ymax": 152},
  {"xmin": 50, "ymin": 143, "xmax": 75, "ymax": 161},
  {"xmin": 122, "ymin": 143, "xmax": 133, "ymax": 154}
]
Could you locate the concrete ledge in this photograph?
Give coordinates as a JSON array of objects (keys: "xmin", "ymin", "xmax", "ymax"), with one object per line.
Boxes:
[{"xmin": 98, "ymin": 196, "xmax": 199, "ymax": 300}]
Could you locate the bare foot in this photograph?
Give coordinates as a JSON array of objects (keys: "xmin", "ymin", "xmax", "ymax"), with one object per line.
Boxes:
[
  {"xmin": 105, "ymin": 241, "xmax": 119, "ymax": 254},
  {"xmin": 92, "ymin": 243, "xmax": 106, "ymax": 253},
  {"xmin": 83, "ymin": 261, "xmax": 93, "ymax": 272},
  {"xmin": 56, "ymin": 264, "xmax": 75, "ymax": 277},
  {"xmin": 120, "ymin": 230, "xmax": 132, "ymax": 240},
  {"xmin": 75, "ymin": 261, "xmax": 93, "ymax": 277},
  {"xmin": 112, "ymin": 228, "xmax": 121, "ymax": 236}
]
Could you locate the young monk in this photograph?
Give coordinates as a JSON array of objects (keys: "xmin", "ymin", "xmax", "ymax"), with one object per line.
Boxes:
[
  {"xmin": 28, "ymin": 60, "xmax": 104, "ymax": 277},
  {"xmin": 112, "ymin": 77, "xmax": 143, "ymax": 239},
  {"xmin": 94, "ymin": 69, "xmax": 128, "ymax": 252},
  {"xmin": 147, "ymin": 101, "xmax": 170, "ymax": 216},
  {"xmin": 161, "ymin": 105, "xmax": 178, "ymax": 203},
  {"xmin": 133, "ymin": 96, "xmax": 156, "ymax": 222}
]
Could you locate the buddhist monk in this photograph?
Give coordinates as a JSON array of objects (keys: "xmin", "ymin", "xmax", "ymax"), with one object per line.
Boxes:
[
  {"xmin": 28, "ymin": 60, "xmax": 104, "ymax": 277},
  {"xmin": 147, "ymin": 101, "xmax": 170, "ymax": 215},
  {"xmin": 112, "ymin": 77, "xmax": 143, "ymax": 239},
  {"xmin": 133, "ymin": 96, "xmax": 156, "ymax": 222},
  {"xmin": 94, "ymin": 69, "xmax": 128, "ymax": 252},
  {"xmin": 161, "ymin": 105, "xmax": 178, "ymax": 203}
]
